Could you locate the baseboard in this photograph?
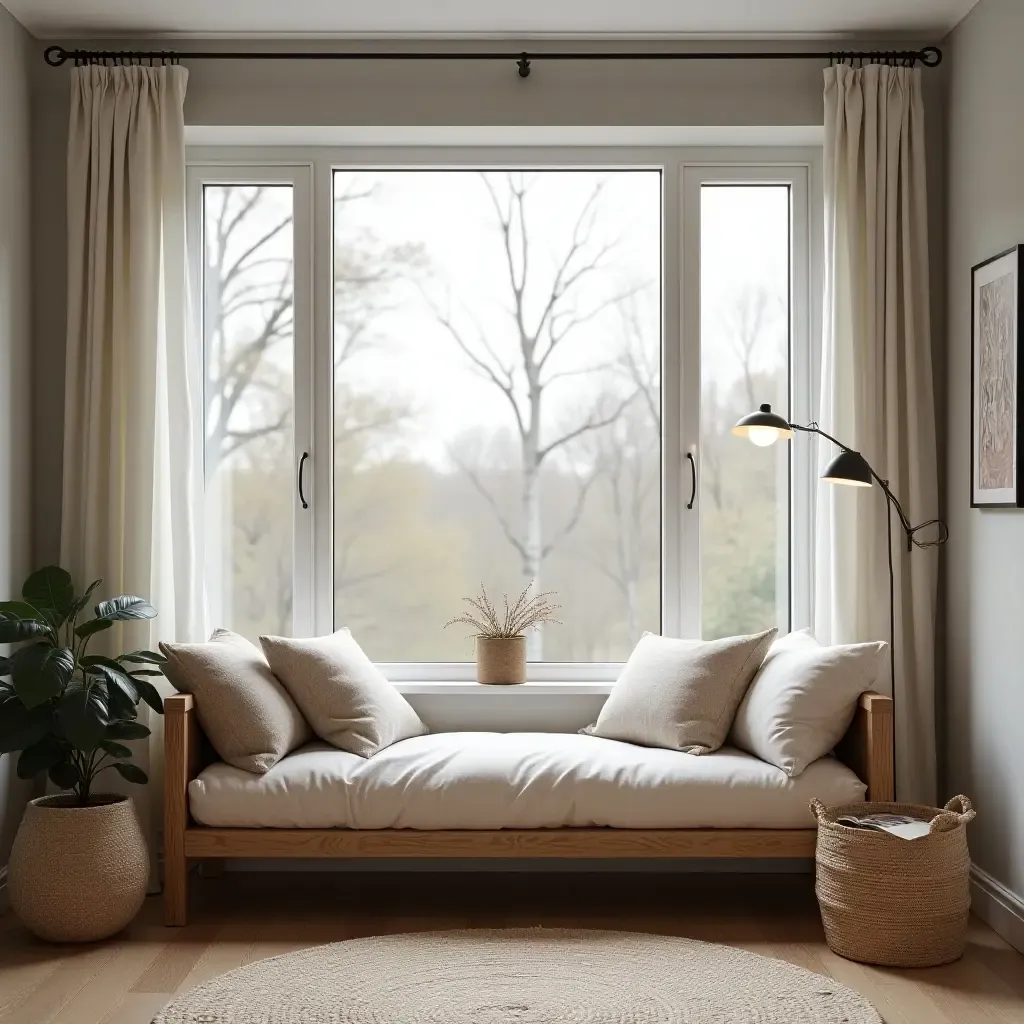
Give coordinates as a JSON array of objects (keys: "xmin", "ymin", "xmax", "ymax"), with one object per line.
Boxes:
[
  {"xmin": 971, "ymin": 865, "xmax": 1024, "ymax": 954},
  {"xmin": 0, "ymin": 867, "xmax": 8, "ymax": 916}
]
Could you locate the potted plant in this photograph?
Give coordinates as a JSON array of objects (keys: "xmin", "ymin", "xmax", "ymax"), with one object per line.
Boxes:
[
  {"xmin": 445, "ymin": 583, "xmax": 560, "ymax": 684},
  {"xmin": 0, "ymin": 565, "xmax": 166, "ymax": 942}
]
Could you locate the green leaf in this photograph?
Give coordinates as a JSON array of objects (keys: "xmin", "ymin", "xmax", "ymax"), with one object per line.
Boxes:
[
  {"xmin": 0, "ymin": 656, "xmax": 10, "ymax": 677},
  {"xmin": 16, "ymin": 735, "xmax": 66, "ymax": 779},
  {"xmin": 65, "ymin": 578, "xmax": 103, "ymax": 624},
  {"xmin": 112, "ymin": 762, "xmax": 147, "ymax": 785},
  {"xmin": 22, "ymin": 566, "xmax": 75, "ymax": 627},
  {"xmin": 86, "ymin": 662, "xmax": 139, "ymax": 705},
  {"xmin": 48, "ymin": 759, "xmax": 79, "ymax": 791},
  {"xmin": 100, "ymin": 740, "xmax": 133, "ymax": 759},
  {"xmin": 103, "ymin": 683, "xmax": 139, "ymax": 721},
  {"xmin": 127, "ymin": 669, "xmax": 164, "ymax": 677},
  {"xmin": 11, "ymin": 644, "xmax": 75, "ymax": 708},
  {"xmin": 118, "ymin": 650, "xmax": 167, "ymax": 665},
  {"xmin": 95, "ymin": 596, "xmax": 157, "ymax": 621},
  {"xmin": 130, "ymin": 675, "xmax": 164, "ymax": 714},
  {"xmin": 0, "ymin": 602, "xmax": 52, "ymax": 644},
  {"xmin": 106, "ymin": 720, "xmax": 150, "ymax": 741},
  {"xmin": 0, "ymin": 697, "xmax": 52, "ymax": 754},
  {"xmin": 81, "ymin": 655, "xmax": 126, "ymax": 670},
  {"xmin": 75, "ymin": 617, "xmax": 113, "ymax": 639},
  {"xmin": 57, "ymin": 688, "xmax": 108, "ymax": 750}
]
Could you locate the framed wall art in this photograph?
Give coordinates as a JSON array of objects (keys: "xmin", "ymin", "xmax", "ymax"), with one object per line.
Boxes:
[{"xmin": 972, "ymin": 245, "xmax": 1023, "ymax": 508}]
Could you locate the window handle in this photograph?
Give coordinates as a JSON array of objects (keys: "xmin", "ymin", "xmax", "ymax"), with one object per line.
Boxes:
[
  {"xmin": 297, "ymin": 451, "xmax": 309, "ymax": 510},
  {"xmin": 686, "ymin": 451, "xmax": 697, "ymax": 510}
]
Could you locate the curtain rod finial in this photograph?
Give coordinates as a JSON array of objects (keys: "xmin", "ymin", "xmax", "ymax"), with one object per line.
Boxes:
[{"xmin": 44, "ymin": 45, "xmax": 67, "ymax": 67}]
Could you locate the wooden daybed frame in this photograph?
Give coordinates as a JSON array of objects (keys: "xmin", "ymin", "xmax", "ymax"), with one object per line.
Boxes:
[{"xmin": 163, "ymin": 690, "xmax": 894, "ymax": 926}]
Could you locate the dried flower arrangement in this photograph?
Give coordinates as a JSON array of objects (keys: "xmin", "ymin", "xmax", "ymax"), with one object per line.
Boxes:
[{"xmin": 444, "ymin": 583, "xmax": 561, "ymax": 639}]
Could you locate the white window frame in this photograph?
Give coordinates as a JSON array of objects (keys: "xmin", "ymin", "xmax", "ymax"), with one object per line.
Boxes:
[
  {"xmin": 186, "ymin": 164, "xmax": 316, "ymax": 637},
  {"xmin": 186, "ymin": 146, "xmax": 822, "ymax": 681}
]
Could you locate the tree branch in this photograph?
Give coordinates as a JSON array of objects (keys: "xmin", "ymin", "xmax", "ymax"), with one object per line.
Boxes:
[
  {"xmin": 541, "ymin": 470, "xmax": 598, "ymax": 559},
  {"xmin": 538, "ymin": 391, "xmax": 639, "ymax": 462},
  {"xmin": 448, "ymin": 451, "xmax": 528, "ymax": 563}
]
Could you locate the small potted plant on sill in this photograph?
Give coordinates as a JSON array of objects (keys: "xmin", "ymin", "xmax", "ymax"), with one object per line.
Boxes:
[
  {"xmin": 445, "ymin": 583, "xmax": 561, "ymax": 684},
  {"xmin": 0, "ymin": 565, "xmax": 167, "ymax": 942}
]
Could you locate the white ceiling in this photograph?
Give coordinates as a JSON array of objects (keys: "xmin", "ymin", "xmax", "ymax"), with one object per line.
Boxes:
[{"xmin": 6, "ymin": 0, "xmax": 979, "ymax": 40}]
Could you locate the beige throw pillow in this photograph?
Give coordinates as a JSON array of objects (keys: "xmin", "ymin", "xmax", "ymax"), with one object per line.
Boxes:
[
  {"xmin": 729, "ymin": 628, "xmax": 887, "ymax": 777},
  {"xmin": 260, "ymin": 628, "xmax": 427, "ymax": 757},
  {"xmin": 584, "ymin": 629, "xmax": 777, "ymax": 754},
  {"xmin": 160, "ymin": 629, "xmax": 311, "ymax": 774}
]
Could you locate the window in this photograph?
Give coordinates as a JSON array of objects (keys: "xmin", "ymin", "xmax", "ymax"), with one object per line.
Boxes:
[
  {"xmin": 698, "ymin": 184, "xmax": 791, "ymax": 639},
  {"xmin": 189, "ymin": 150, "xmax": 817, "ymax": 677}
]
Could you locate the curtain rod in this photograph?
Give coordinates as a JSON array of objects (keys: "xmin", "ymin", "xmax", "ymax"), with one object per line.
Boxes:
[{"xmin": 43, "ymin": 44, "xmax": 942, "ymax": 78}]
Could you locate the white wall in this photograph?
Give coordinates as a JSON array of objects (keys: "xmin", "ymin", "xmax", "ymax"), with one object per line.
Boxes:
[
  {"xmin": 0, "ymin": 0, "xmax": 34, "ymax": 881},
  {"xmin": 944, "ymin": 0, "xmax": 1024, "ymax": 943}
]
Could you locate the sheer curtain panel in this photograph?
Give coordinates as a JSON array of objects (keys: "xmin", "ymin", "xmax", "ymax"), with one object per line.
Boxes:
[
  {"xmin": 816, "ymin": 63, "xmax": 938, "ymax": 803},
  {"xmin": 61, "ymin": 65, "xmax": 201, "ymax": 887}
]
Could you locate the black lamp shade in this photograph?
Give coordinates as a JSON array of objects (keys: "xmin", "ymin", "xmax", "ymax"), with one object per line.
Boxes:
[
  {"xmin": 821, "ymin": 449, "xmax": 873, "ymax": 487},
  {"xmin": 731, "ymin": 403, "xmax": 794, "ymax": 440}
]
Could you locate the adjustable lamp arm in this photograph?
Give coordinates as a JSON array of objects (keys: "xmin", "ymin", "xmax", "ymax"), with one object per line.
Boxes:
[{"xmin": 788, "ymin": 421, "xmax": 948, "ymax": 553}]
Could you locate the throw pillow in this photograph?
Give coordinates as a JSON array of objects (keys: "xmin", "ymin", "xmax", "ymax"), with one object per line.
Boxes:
[
  {"xmin": 159, "ymin": 629, "xmax": 311, "ymax": 774},
  {"xmin": 729, "ymin": 628, "xmax": 887, "ymax": 777},
  {"xmin": 260, "ymin": 628, "xmax": 427, "ymax": 757},
  {"xmin": 583, "ymin": 628, "xmax": 777, "ymax": 754}
]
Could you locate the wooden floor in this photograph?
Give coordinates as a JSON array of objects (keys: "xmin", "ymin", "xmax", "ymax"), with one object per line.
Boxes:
[{"xmin": 2, "ymin": 871, "xmax": 1023, "ymax": 1023}]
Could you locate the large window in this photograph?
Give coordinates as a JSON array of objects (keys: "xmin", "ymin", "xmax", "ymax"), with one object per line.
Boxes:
[{"xmin": 190, "ymin": 150, "xmax": 817, "ymax": 676}]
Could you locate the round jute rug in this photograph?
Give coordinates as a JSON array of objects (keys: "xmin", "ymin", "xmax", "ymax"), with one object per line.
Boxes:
[{"xmin": 154, "ymin": 928, "xmax": 882, "ymax": 1024}]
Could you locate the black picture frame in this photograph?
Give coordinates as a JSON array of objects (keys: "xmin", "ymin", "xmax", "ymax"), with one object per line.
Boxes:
[{"xmin": 971, "ymin": 244, "xmax": 1024, "ymax": 508}]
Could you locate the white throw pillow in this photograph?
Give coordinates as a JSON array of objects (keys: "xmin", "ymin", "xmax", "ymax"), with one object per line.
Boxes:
[
  {"xmin": 260, "ymin": 628, "xmax": 427, "ymax": 757},
  {"xmin": 729, "ymin": 628, "xmax": 887, "ymax": 777},
  {"xmin": 160, "ymin": 629, "xmax": 311, "ymax": 774},
  {"xmin": 584, "ymin": 629, "xmax": 777, "ymax": 754}
]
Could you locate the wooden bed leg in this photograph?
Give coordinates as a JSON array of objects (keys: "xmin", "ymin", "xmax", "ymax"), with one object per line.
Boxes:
[
  {"xmin": 164, "ymin": 694, "xmax": 197, "ymax": 926},
  {"xmin": 164, "ymin": 840, "xmax": 189, "ymax": 927}
]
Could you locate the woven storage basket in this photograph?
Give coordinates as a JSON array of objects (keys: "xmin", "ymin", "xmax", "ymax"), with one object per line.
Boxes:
[{"xmin": 812, "ymin": 795, "xmax": 975, "ymax": 968}]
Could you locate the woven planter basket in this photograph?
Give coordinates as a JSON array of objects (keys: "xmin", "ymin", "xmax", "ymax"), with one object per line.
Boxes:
[
  {"xmin": 811, "ymin": 795, "xmax": 975, "ymax": 968},
  {"xmin": 9, "ymin": 794, "xmax": 149, "ymax": 943},
  {"xmin": 476, "ymin": 636, "xmax": 527, "ymax": 684}
]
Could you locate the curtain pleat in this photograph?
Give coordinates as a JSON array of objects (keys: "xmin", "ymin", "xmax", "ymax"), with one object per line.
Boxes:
[
  {"xmin": 817, "ymin": 64, "xmax": 939, "ymax": 804},
  {"xmin": 62, "ymin": 65, "xmax": 202, "ymax": 889}
]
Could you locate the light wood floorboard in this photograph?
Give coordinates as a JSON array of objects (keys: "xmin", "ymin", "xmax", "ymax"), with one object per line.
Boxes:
[{"xmin": 0, "ymin": 872, "xmax": 1021, "ymax": 1024}]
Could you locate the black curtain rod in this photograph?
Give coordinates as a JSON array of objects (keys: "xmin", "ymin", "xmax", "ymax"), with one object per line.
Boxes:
[{"xmin": 43, "ymin": 44, "xmax": 942, "ymax": 78}]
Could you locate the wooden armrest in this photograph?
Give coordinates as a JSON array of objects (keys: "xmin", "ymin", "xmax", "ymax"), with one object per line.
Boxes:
[
  {"xmin": 835, "ymin": 690, "xmax": 894, "ymax": 802},
  {"xmin": 164, "ymin": 693, "xmax": 194, "ymax": 714}
]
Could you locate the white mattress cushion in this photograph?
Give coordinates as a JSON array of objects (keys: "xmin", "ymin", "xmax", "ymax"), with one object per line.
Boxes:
[{"xmin": 189, "ymin": 731, "xmax": 865, "ymax": 830}]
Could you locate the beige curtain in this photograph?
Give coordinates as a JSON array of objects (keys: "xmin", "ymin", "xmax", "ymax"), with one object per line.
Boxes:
[
  {"xmin": 61, "ymin": 65, "xmax": 202, "ymax": 887},
  {"xmin": 816, "ymin": 63, "xmax": 939, "ymax": 803}
]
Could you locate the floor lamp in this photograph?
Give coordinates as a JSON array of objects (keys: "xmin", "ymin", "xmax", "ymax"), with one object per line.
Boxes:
[{"xmin": 731, "ymin": 404, "xmax": 949, "ymax": 795}]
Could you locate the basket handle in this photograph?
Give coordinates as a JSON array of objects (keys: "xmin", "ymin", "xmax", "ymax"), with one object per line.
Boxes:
[
  {"xmin": 809, "ymin": 798, "xmax": 828, "ymax": 823},
  {"xmin": 929, "ymin": 795, "xmax": 976, "ymax": 833}
]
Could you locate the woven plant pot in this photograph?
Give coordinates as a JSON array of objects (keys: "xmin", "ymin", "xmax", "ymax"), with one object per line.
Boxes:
[
  {"xmin": 812, "ymin": 795, "xmax": 975, "ymax": 968},
  {"xmin": 9, "ymin": 794, "xmax": 149, "ymax": 943},
  {"xmin": 476, "ymin": 636, "xmax": 527, "ymax": 685}
]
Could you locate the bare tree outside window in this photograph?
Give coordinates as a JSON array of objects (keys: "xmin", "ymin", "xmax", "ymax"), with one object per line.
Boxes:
[{"xmin": 329, "ymin": 169, "xmax": 662, "ymax": 662}]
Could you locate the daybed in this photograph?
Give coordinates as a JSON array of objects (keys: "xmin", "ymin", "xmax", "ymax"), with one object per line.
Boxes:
[{"xmin": 163, "ymin": 690, "xmax": 893, "ymax": 926}]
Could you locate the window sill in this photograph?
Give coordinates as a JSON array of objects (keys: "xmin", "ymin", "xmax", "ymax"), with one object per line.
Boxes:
[{"xmin": 392, "ymin": 680, "xmax": 615, "ymax": 697}]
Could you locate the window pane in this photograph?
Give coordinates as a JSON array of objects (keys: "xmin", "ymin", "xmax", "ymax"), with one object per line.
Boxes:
[
  {"xmin": 699, "ymin": 184, "xmax": 790, "ymax": 640},
  {"xmin": 332, "ymin": 170, "xmax": 661, "ymax": 662},
  {"xmin": 203, "ymin": 184, "xmax": 295, "ymax": 642}
]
